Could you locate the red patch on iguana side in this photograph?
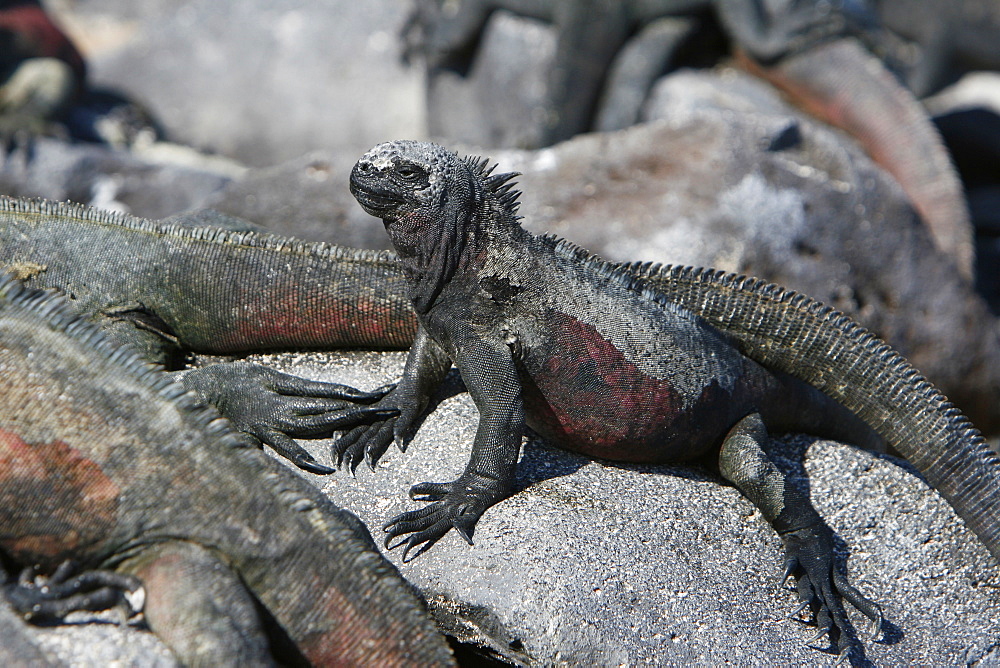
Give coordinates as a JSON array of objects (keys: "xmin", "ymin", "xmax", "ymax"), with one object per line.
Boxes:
[
  {"xmin": 0, "ymin": 428, "xmax": 119, "ymax": 565},
  {"xmin": 522, "ymin": 312, "xmax": 732, "ymax": 462},
  {"xmin": 294, "ymin": 573, "xmax": 445, "ymax": 668},
  {"xmin": 225, "ymin": 292, "xmax": 417, "ymax": 351}
]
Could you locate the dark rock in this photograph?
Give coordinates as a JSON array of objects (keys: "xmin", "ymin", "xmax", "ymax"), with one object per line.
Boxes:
[{"xmin": 425, "ymin": 11, "xmax": 556, "ymax": 150}]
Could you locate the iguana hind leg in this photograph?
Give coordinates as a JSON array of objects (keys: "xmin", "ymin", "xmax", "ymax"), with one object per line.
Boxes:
[
  {"xmin": 119, "ymin": 541, "xmax": 274, "ymax": 668},
  {"xmin": 718, "ymin": 413, "xmax": 882, "ymax": 662}
]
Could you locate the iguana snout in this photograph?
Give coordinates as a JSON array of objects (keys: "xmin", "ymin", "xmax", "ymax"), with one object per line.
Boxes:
[{"xmin": 350, "ymin": 140, "xmax": 449, "ymax": 220}]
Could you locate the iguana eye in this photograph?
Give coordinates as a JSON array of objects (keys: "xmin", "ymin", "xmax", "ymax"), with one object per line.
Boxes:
[{"xmin": 396, "ymin": 164, "xmax": 423, "ymax": 180}]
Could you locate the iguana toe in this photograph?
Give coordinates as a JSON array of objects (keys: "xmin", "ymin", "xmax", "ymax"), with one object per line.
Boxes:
[
  {"xmin": 293, "ymin": 455, "xmax": 336, "ymax": 475},
  {"xmin": 385, "ymin": 512, "xmax": 453, "ymax": 562},
  {"xmin": 5, "ymin": 563, "xmax": 142, "ymax": 623},
  {"xmin": 451, "ymin": 514, "xmax": 477, "ymax": 545},
  {"xmin": 782, "ymin": 524, "xmax": 880, "ymax": 658},
  {"xmin": 408, "ymin": 480, "xmax": 453, "ymax": 500}
]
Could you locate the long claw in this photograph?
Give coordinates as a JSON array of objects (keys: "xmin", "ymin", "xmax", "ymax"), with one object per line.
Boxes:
[
  {"xmin": 409, "ymin": 481, "xmax": 452, "ymax": 500},
  {"xmin": 781, "ymin": 556, "xmax": 798, "ymax": 588},
  {"xmin": 295, "ymin": 455, "xmax": 335, "ymax": 475},
  {"xmin": 452, "ymin": 514, "xmax": 476, "ymax": 545},
  {"xmin": 806, "ymin": 626, "xmax": 829, "ymax": 647},
  {"xmin": 788, "ymin": 599, "xmax": 811, "ymax": 620},
  {"xmin": 263, "ymin": 428, "xmax": 335, "ymax": 474},
  {"xmin": 400, "ymin": 537, "xmax": 421, "ymax": 562}
]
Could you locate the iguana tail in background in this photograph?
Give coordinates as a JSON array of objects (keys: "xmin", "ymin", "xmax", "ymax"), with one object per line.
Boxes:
[
  {"xmin": 738, "ymin": 39, "xmax": 974, "ymax": 280},
  {"xmin": 628, "ymin": 261, "xmax": 1000, "ymax": 561}
]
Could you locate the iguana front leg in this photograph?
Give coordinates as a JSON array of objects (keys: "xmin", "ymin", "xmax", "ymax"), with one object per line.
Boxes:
[
  {"xmin": 332, "ymin": 324, "xmax": 452, "ymax": 472},
  {"xmin": 102, "ymin": 310, "xmax": 398, "ymax": 474},
  {"xmin": 718, "ymin": 413, "xmax": 882, "ymax": 661},
  {"xmin": 383, "ymin": 328, "xmax": 524, "ymax": 561}
]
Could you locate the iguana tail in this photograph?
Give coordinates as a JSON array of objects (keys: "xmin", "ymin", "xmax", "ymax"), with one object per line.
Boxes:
[{"xmin": 629, "ymin": 262, "xmax": 1000, "ymax": 562}]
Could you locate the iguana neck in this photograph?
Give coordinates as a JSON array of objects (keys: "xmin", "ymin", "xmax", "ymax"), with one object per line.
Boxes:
[{"xmin": 395, "ymin": 179, "xmax": 520, "ymax": 314}]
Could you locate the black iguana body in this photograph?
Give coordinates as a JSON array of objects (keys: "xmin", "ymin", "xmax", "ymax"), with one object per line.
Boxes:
[
  {"xmin": 405, "ymin": 0, "xmax": 974, "ymax": 279},
  {"xmin": 344, "ymin": 140, "xmax": 1000, "ymax": 660},
  {"xmin": 0, "ymin": 197, "xmax": 415, "ymax": 473},
  {"xmin": 0, "ymin": 270, "xmax": 454, "ymax": 666}
]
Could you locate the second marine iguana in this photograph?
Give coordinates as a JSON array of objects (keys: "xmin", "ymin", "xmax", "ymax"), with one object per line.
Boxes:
[
  {"xmin": 343, "ymin": 140, "xmax": 1000, "ymax": 659},
  {"xmin": 0, "ymin": 270, "xmax": 454, "ymax": 666},
  {"xmin": 0, "ymin": 198, "xmax": 415, "ymax": 474}
]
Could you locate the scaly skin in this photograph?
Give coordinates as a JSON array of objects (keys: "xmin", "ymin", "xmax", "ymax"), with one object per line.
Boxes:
[
  {"xmin": 0, "ymin": 271, "xmax": 454, "ymax": 666},
  {"xmin": 0, "ymin": 198, "xmax": 415, "ymax": 473},
  {"xmin": 343, "ymin": 140, "xmax": 1000, "ymax": 661},
  {"xmin": 406, "ymin": 0, "xmax": 973, "ymax": 278}
]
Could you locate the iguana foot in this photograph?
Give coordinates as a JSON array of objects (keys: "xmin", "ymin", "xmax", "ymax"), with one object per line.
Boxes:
[
  {"xmin": 383, "ymin": 477, "xmax": 501, "ymax": 561},
  {"xmin": 781, "ymin": 524, "xmax": 882, "ymax": 661},
  {"xmin": 4, "ymin": 561, "xmax": 143, "ymax": 623},
  {"xmin": 183, "ymin": 362, "xmax": 397, "ymax": 474},
  {"xmin": 332, "ymin": 384, "xmax": 426, "ymax": 472}
]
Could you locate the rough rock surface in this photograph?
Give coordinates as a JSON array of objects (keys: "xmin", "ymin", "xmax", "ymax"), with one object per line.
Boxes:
[
  {"xmin": 50, "ymin": 0, "xmax": 425, "ymax": 166},
  {"xmin": 23, "ymin": 351, "xmax": 1000, "ymax": 665},
  {"xmin": 424, "ymin": 10, "xmax": 556, "ymax": 150}
]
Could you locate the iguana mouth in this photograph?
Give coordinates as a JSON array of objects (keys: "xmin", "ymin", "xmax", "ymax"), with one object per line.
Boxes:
[{"xmin": 349, "ymin": 180, "xmax": 404, "ymax": 216}]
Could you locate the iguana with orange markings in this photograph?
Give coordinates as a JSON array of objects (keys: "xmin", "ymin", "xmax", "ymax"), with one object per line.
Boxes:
[{"xmin": 0, "ymin": 270, "xmax": 454, "ymax": 666}]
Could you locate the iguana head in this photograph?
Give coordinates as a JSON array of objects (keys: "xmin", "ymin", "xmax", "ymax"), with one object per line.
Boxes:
[{"xmin": 351, "ymin": 140, "xmax": 520, "ymax": 311}]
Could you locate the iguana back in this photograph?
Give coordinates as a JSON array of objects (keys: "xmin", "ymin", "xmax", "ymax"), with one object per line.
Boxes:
[
  {"xmin": 0, "ymin": 197, "xmax": 415, "ymax": 358},
  {"xmin": 627, "ymin": 261, "xmax": 1000, "ymax": 560}
]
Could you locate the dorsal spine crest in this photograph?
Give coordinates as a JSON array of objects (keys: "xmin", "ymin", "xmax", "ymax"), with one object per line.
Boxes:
[
  {"xmin": 0, "ymin": 271, "xmax": 247, "ymax": 448},
  {"xmin": 0, "ymin": 196, "xmax": 399, "ymax": 265}
]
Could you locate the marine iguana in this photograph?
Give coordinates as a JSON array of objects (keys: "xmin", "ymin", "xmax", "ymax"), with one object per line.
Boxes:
[
  {"xmin": 0, "ymin": 198, "xmax": 411, "ymax": 474},
  {"xmin": 405, "ymin": 0, "xmax": 974, "ymax": 279},
  {"xmin": 0, "ymin": 270, "xmax": 454, "ymax": 666},
  {"xmin": 344, "ymin": 139, "xmax": 1000, "ymax": 659}
]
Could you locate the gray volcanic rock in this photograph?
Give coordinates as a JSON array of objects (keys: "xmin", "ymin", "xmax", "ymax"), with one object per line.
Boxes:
[
  {"xmin": 22, "ymin": 350, "xmax": 1000, "ymax": 665},
  {"xmin": 0, "ymin": 138, "xmax": 241, "ymax": 219},
  {"xmin": 424, "ymin": 10, "xmax": 557, "ymax": 150},
  {"xmin": 53, "ymin": 0, "xmax": 425, "ymax": 166},
  {"xmin": 206, "ymin": 151, "xmax": 392, "ymax": 248}
]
